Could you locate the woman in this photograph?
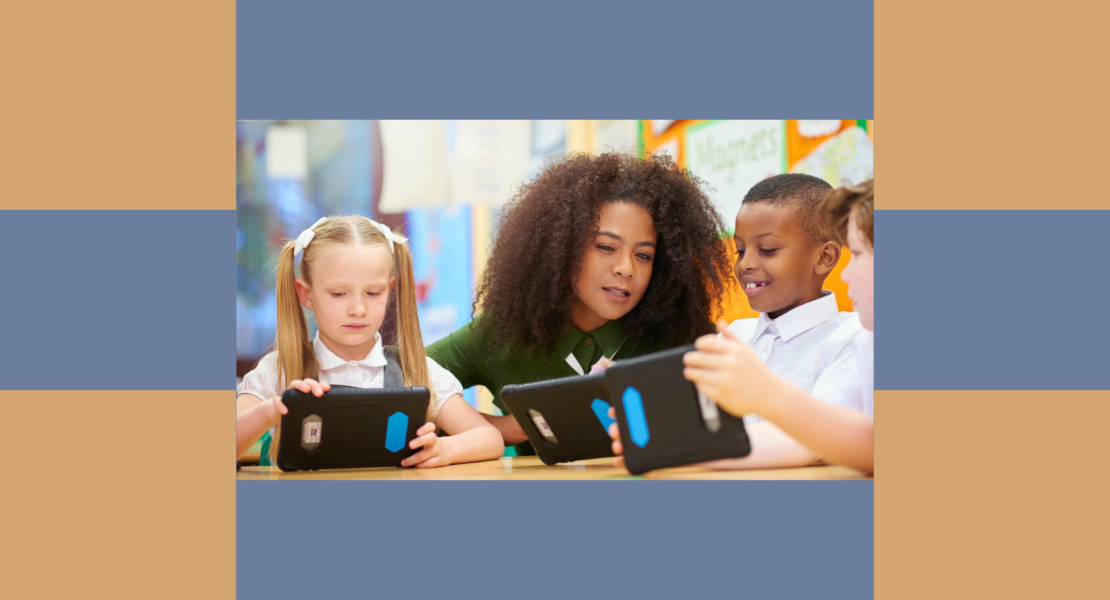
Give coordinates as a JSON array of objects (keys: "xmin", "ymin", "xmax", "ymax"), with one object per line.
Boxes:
[{"xmin": 427, "ymin": 152, "xmax": 734, "ymax": 454}]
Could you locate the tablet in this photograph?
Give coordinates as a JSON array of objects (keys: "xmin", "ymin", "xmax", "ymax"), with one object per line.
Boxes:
[
  {"xmin": 276, "ymin": 385, "xmax": 431, "ymax": 471},
  {"xmin": 501, "ymin": 373, "xmax": 617, "ymax": 465},
  {"xmin": 606, "ymin": 345, "xmax": 751, "ymax": 475}
]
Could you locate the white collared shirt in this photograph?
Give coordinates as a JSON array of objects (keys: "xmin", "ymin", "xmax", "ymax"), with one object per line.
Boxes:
[
  {"xmin": 727, "ymin": 292, "xmax": 865, "ymax": 421},
  {"xmin": 237, "ymin": 332, "xmax": 462, "ymax": 409},
  {"xmin": 852, "ymin": 329, "xmax": 874, "ymax": 416}
]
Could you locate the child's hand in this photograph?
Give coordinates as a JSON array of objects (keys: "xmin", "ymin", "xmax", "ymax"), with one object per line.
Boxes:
[
  {"xmin": 607, "ymin": 407, "xmax": 625, "ymax": 468},
  {"xmin": 260, "ymin": 396, "xmax": 289, "ymax": 427},
  {"xmin": 288, "ymin": 378, "xmax": 330, "ymax": 397},
  {"xmin": 401, "ymin": 422, "xmax": 454, "ymax": 468},
  {"xmin": 590, "ymin": 357, "xmax": 616, "ymax": 373},
  {"xmin": 682, "ymin": 320, "xmax": 790, "ymax": 417}
]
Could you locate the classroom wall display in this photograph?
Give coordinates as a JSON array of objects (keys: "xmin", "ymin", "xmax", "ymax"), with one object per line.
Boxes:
[
  {"xmin": 684, "ymin": 120, "xmax": 788, "ymax": 224},
  {"xmin": 405, "ymin": 205, "xmax": 479, "ymax": 409},
  {"xmin": 639, "ymin": 120, "xmax": 874, "ymax": 322}
]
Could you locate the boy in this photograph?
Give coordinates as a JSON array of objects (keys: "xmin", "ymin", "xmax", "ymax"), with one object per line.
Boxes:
[
  {"xmin": 704, "ymin": 173, "xmax": 864, "ymax": 468},
  {"xmin": 609, "ymin": 174, "xmax": 865, "ymax": 470}
]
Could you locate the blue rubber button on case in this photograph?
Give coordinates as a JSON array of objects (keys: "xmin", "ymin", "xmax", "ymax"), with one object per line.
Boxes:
[
  {"xmin": 591, "ymin": 399, "xmax": 615, "ymax": 434},
  {"xmin": 385, "ymin": 412, "xmax": 409, "ymax": 452},
  {"xmin": 622, "ymin": 387, "xmax": 650, "ymax": 448}
]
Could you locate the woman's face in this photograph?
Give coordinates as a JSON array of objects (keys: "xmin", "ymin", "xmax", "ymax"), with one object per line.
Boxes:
[
  {"xmin": 841, "ymin": 209, "xmax": 874, "ymax": 331},
  {"xmin": 568, "ymin": 201, "xmax": 657, "ymax": 332}
]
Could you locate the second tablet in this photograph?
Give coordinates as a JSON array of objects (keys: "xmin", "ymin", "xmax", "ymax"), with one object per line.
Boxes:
[{"xmin": 500, "ymin": 373, "xmax": 617, "ymax": 465}]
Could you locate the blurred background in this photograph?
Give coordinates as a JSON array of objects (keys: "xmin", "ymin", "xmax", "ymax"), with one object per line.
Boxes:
[{"xmin": 237, "ymin": 120, "xmax": 875, "ymax": 413}]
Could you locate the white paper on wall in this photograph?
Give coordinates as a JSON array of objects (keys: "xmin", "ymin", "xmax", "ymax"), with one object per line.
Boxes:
[
  {"xmin": 378, "ymin": 120, "xmax": 452, "ymax": 213},
  {"xmin": 797, "ymin": 120, "xmax": 844, "ymax": 138},
  {"xmin": 451, "ymin": 120, "xmax": 532, "ymax": 206},
  {"xmin": 650, "ymin": 120, "xmax": 676, "ymax": 136},
  {"xmin": 266, "ymin": 125, "xmax": 308, "ymax": 180}
]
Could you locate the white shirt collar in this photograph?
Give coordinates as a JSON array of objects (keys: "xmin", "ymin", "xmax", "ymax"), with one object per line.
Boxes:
[
  {"xmin": 754, "ymin": 291, "xmax": 840, "ymax": 342},
  {"xmin": 313, "ymin": 331, "xmax": 388, "ymax": 371}
]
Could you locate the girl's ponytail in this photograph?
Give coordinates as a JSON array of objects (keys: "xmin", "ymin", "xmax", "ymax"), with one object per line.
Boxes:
[
  {"xmin": 270, "ymin": 240, "xmax": 319, "ymax": 463},
  {"xmin": 391, "ymin": 237, "xmax": 436, "ymax": 423}
]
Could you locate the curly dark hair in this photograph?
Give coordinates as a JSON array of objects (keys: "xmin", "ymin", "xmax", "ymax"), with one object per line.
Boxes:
[{"xmin": 475, "ymin": 151, "xmax": 733, "ymax": 357}]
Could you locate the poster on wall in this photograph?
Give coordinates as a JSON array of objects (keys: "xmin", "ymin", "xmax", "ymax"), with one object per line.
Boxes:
[
  {"xmin": 684, "ymin": 120, "xmax": 786, "ymax": 226},
  {"xmin": 790, "ymin": 125, "xmax": 874, "ymax": 187},
  {"xmin": 378, "ymin": 120, "xmax": 451, "ymax": 213},
  {"xmin": 528, "ymin": 120, "xmax": 566, "ymax": 179},
  {"xmin": 452, "ymin": 120, "xmax": 532, "ymax": 206}
]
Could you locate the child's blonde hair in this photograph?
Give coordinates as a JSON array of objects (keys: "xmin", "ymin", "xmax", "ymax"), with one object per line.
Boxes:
[{"xmin": 269, "ymin": 215, "xmax": 433, "ymax": 463}]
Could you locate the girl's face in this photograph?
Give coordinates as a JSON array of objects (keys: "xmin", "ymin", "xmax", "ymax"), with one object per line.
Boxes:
[
  {"xmin": 841, "ymin": 210, "xmax": 874, "ymax": 331},
  {"xmin": 296, "ymin": 244, "xmax": 395, "ymax": 361},
  {"xmin": 569, "ymin": 201, "xmax": 657, "ymax": 332}
]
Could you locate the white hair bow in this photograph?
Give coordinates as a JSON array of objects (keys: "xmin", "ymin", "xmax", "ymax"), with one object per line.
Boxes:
[
  {"xmin": 366, "ymin": 218, "xmax": 408, "ymax": 254},
  {"xmin": 293, "ymin": 217, "xmax": 328, "ymax": 257}
]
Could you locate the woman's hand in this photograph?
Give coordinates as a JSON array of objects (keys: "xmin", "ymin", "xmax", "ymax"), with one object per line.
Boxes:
[
  {"xmin": 288, "ymin": 378, "xmax": 330, "ymax": 397},
  {"xmin": 590, "ymin": 357, "xmax": 616, "ymax": 373},
  {"xmin": 607, "ymin": 407, "xmax": 625, "ymax": 468},
  {"xmin": 401, "ymin": 422, "xmax": 455, "ymax": 468}
]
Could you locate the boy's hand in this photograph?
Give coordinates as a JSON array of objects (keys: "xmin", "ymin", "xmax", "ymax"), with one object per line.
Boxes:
[
  {"xmin": 607, "ymin": 407, "xmax": 625, "ymax": 468},
  {"xmin": 401, "ymin": 422, "xmax": 454, "ymax": 468},
  {"xmin": 260, "ymin": 397, "xmax": 289, "ymax": 427},
  {"xmin": 683, "ymin": 320, "xmax": 789, "ymax": 417},
  {"xmin": 289, "ymin": 378, "xmax": 330, "ymax": 397}
]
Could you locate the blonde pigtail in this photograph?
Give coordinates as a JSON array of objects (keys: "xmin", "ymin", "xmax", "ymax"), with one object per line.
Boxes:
[
  {"xmin": 392, "ymin": 235, "xmax": 437, "ymax": 424},
  {"xmin": 271, "ymin": 240, "xmax": 320, "ymax": 463}
]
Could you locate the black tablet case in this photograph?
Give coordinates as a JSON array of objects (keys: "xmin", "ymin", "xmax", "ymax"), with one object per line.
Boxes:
[
  {"xmin": 606, "ymin": 345, "xmax": 751, "ymax": 475},
  {"xmin": 501, "ymin": 373, "xmax": 616, "ymax": 465},
  {"xmin": 276, "ymin": 386, "xmax": 430, "ymax": 471}
]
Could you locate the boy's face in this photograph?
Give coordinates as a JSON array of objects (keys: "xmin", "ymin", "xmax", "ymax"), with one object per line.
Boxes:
[{"xmin": 733, "ymin": 202, "xmax": 828, "ymax": 319}]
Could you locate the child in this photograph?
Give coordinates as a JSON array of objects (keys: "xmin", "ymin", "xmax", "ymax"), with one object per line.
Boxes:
[
  {"xmin": 427, "ymin": 152, "xmax": 734, "ymax": 455},
  {"xmin": 608, "ymin": 173, "xmax": 865, "ymax": 470},
  {"xmin": 682, "ymin": 179, "xmax": 875, "ymax": 473},
  {"xmin": 236, "ymin": 215, "xmax": 502, "ymax": 468}
]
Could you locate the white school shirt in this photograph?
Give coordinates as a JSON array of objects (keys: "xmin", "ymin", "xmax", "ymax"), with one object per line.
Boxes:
[
  {"xmin": 727, "ymin": 292, "xmax": 865, "ymax": 422},
  {"xmin": 852, "ymin": 329, "xmax": 874, "ymax": 417},
  {"xmin": 237, "ymin": 332, "xmax": 463, "ymax": 412}
]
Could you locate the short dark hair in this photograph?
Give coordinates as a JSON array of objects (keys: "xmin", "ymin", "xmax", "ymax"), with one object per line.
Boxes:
[{"xmin": 741, "ymin": 173, "xmax": 834, "ymax": 246}]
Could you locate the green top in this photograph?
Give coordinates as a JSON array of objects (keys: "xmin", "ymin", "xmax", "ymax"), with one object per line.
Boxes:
[{"xmin": 426, "ymin": 316, "xmax": 645, "ymax": 455}]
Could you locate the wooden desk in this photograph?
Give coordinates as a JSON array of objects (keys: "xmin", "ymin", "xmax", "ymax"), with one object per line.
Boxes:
[{"xmin": 236, "ymin": 456, "xmax": 871, "ymax": 481}]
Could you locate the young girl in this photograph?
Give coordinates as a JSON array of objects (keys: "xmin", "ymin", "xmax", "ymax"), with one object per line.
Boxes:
[
  {"xmin": 427, "ymin": 152, "xmax": 735, "ymax": 455},
  {"xmin": 678, "ymin": 179, "xmax": 875, "ymax": 474},
  {"xmin": 236, "ymin": 215, "xmax": 503, "ymax": 468}
]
